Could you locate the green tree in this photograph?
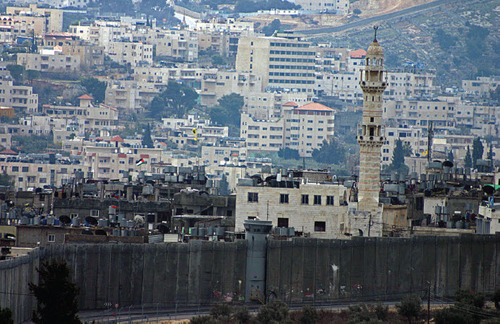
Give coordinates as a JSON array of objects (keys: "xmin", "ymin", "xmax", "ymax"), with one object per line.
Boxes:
[
  {"xmin": 29, "ymin": 259, "xmax": 80, "ymax": 324},
  {"xmin": 464, "ymin": 146, "xmax": 472, "ymax": 169},
  {"xmin": 353, "ymin": 8, "xmax": 362, "ymax": 15},
  {"xmin": 385, "ymin": 139, "xmax": 409, "ymax": 174},
  {"xmin": 311, "ymin": 139, "xmax": 346, "ymax": 164},
  {"xmin": 211, "ymin": 55, "xmax": 225, "ymax": 67},
  {"xmin": 433, "ymin": 29, "xmax": 458, "ymax": 51},
  {"xmin": 447, "ymin": 150, "xmax": 454, "ymax": 164},
  {"xmin": 149, "ymin": 81, "xmax": 198, "ymax": 118},
  {"xmin": 472, "ymin": 137, "xmax": 484, "ymax": 168},
  {"xmin": 7, "ymin": 64, "xmax": 25, "ymax": 83},
  {"xmin": 0, "ymin": 170, "xmax": 14, "ymax": 187},
  {"xmin": 300, "ymin": 305, "xmax": 319, "ymax": 324},
  {"xmin": 278, "ymin": 148, "xmax": 300, "ymax": 160},
  {"xmin": 80, "ymin": 78, "xmax": 107, "ymax": 103},
  {"xmin": 0, "ymin": 304, "xmax": 13, "ymax": 324},
  {"xmin": 142, "ymin": 123, "xmax": 154, "ymax": 148},
  {"xmin": 396, "ymin": 295, "xmax": 422, "ymax": 324},
  {"xmin": 402, "ymin": 142, "xmax": 413, "ymax": 157},
  {"xmin": 256, "ymin": 300, "xmax": 290, "ymax": 324},
  {"xmin": 262, "ymin": 19, "xmax": 281, "ymax": 36},
  {"xmin": 209, "ymin": 93, "xmax": 244, "ymax": 137}
]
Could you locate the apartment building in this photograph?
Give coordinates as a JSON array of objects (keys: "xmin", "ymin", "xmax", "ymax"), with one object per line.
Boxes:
[
  {"xmin": 61, "ymin": 42, "xmax": 105, "ymax": 68},
  {"xmin": 243, "ymin": 91, "xmax": 313, "ymax": 120},
  {"xmin": 195, "ymin": 18, "xmax": 254, "ymax": 34},
  {"xmin": 383, "ymin": 99, "xmax": 456, "ymax": 130},
  {"xmin": 462, "ymin": 76, "xmax": 499, "ymax": 98},
  {"xmin": 162, "ymin": 114, "xmax": 229, "ymax": 145},
  {"xmin": 0, "ymin": 161, "xmax": 85, "ymax": 191},
  {"xmin": 284, "ymin": 102, "xmax": 335, "ymax": 156},
  {"xmin": 201, "ymin": 145, "xmax": 248, "ymax": 167},
  {"xmin": 6, "ymin": 4, "xmax": 63, "ymax": 34},
  {"xmin": 241, "ymin": 102, "xmax": 335, "ymax": 157},
  {"xmin": 290, "ymin": 0, "xmax": 349, "ymax": 14},
  {"xmin": 0, "ymin": 79, "xmax": 38, "ymax": 114},
  {"xmin": 381, "ymin": 127, "xmax": 427, "ymax": 166},
  {"xmin": 235, "ymin": 181, "xmax": 350, "ymax": 238},
  {"xmin": 235, "ymin": 35, "xmax": 316, "ymax": 93},
  {"xmin": 150, "ymin": 29, "xmax": 198, "ymax": 62},
  {"xmin": 105, "ymin": 80, "xmax": 159, "ymax": 112},
  {"xmin": 41, "ymin": 95, "xmax": 118, "ymax": 134},
  {"xmin": 17, "ymin": 49, "xmax": 81, "ymax": 73},
  {"xmin": 107, "ymin": 41, "xmax": 153, "ymax": 67},
  {"xmin": 0, "ymin": 26, "xmax": 14, "ymax": 44}
]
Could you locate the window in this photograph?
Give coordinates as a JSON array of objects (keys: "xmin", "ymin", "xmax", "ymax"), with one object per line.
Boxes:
[
  {"xmin": 301, "ymin": 195, "xmax": 309, "ymax": 204},
  {"xmin": 280, "ymin": 194, "xmax": 289, "ymax": 204},
  {"xmin": 90, "ymin": 210, "xmax": 99, "ymax": 217},
  {"xmin": 314, "ymin": 195, "xmax": 322, "ymax": 205},
  {"xmin": 248, "ymin": 192, "xmax": 258, "ymax": 203},
  {"xmin": 12, "ymin": 166, "xmax": 18, "ymax": 172},
  {"xmin": 327, "ymin": 196, "xmax": 334, "ymax": 206},
  {"xmin": 314, "ymin": 221, "xmax": 326, "ymax": 232},
  {"xmin": 48, "ymin": 234, "xmax": 56, "ymax": 242},
  {"xmin": 277, "ymin": 218, "xmax": 289, "ymax": 228}
]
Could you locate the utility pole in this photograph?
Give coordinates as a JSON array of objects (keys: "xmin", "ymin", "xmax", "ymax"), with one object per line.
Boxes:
[{"xmin": 427, "ymin": 121, "xmax": 433, "ymax": 163}]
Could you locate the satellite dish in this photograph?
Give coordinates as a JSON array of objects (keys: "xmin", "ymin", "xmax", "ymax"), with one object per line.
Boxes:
[
  {"xmin": 483, "ymin": 185, "xmax": 495, "ymax": 195},
  {"xmin": 81, "ymin": 229, "xmax": 93, "ymax": 235},
  {"xmin": 85, "ymin": 216, "xmax": 98, "ymax": 226},
  {"xmin": 59, "ymin": 215, "xmax": 71, "ymax": 225},
  {"xmin": 442, "ymin": 161, "xmax": 453, "ymax": 168},
  {"xmin": 134, "ymin": 215, "xmax": 145, "ymax": 225},
  {"xmin": 157, "ymin": 223, "xmax": 170, "ymax": 234},
  {"xmin": 95, "ymin": 229, "xmax": 107, "ymax": 236}
]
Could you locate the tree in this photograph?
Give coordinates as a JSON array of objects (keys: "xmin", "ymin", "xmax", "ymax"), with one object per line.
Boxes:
[
  {"xmin": 447, "ymin": 150, "xmax": 454, "ymax": 164},
  {"xmin": 0, "ymin": 304, "xmax": 13, "ymax": 324},
  {"xmin": 262, "ymin": 19, "xmax": 281, "ymax": 36},
  {"xmin": 472, "ymin": 137, "xmax": 484, "ymax": 168},
  {"xmin": 0, "ymin": 170, "xmax": 14, "ymax": 187},
  {"xmin": 353, "ymin": 8, "xmax": 362, "ymax": 15},
  {"xmin": 278, "ymin": 148, "xmax": 300, "ymax": 160},
  {"xmin": 142, "ymin": 123, "xmax": 154, "ymax": 148},
  {"xmin": 209, "ymin": 93, "xmax": 244, "ymax": 137},
  {"xmin": 464, "ymin": 146, "xmax": 472, "ymax": 169},
  {"xmin": 396, "ymin": 295, "xmax": 422, "ymax": 324},
  {"xmin": 300, "ymin": 306, "xmax": 319, "ymax": 324},
  {"xmin": 29, "ymin": 259, "xmax": 80, "ymax": 324},
  {"xmin": 80, "ymin": 78, "xmax": 107, "ymax": 103},
  {"xmin": 311, "ymin": 139, "xmax": 346, "ymax": 164},
  {"xmin": 256, "ymin": 300, "xmax": 290, "ymax": 324},
  {"xmin": 149, "ymin": 81, "xmax": 198, "ymax": 118},
  {"xmin": 402, "ymin": 142, "xmax": 413, "ymax": 157},
  {"xmin": 7, "ymin": 64, "xmax": 25, "ymax": 83},
  {"xmin": 385, "ymin": 139, "xmax": 408, "ymax": 174},
  {"xmin": 211, "ymin": 55, "xmax": 225, "ymax": 67}
]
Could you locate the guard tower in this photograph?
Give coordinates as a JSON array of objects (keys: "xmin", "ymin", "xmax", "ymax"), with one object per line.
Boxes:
[
  {"xmin": 244, "ymin": 219, "xmax": 272, "ymax": 303},
  {"xmin": 357, "ymin": 27, "xmax": 387, "ymax": 212}
]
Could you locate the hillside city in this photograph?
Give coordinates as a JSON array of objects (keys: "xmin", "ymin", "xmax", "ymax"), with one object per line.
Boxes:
[{"xmin": 0, "ymin": 0, "xmax": 499, "ymax": 323}]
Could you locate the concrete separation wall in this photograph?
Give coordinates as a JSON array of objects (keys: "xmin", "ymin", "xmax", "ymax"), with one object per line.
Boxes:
[
  {"xmin": 1, "ymin": 234, "xmax": 499, "ymax": 323},
  {"xmin": 266, "ymin": 235, "xmax": 499, "ymax": 303}
]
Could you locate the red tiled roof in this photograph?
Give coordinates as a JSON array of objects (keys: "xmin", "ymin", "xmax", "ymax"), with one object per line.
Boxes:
[
  {"xmin": 349, "ymin": 49, "xmax": 366, "ymax": 58},
  {"xmin": 78, "ymin": 94, "xmax": 94, "ymax": 100},
  {"xmin": 294, "ymin": 102, "xmax": 334, "ymax": 112},
  {"xmin": 0, "ymin": 149, "xmax": 17, "ymax": 155},
  {"xmin": 110, "ymin": 135, "xmax": 124, "ymax": 142},
  {"xmin": 283, "ymin": 101, "xmax": 298, "ymax": 107},
  {"xmin": 100, "ymin": 103, "xmax": 118, "ymax": 111}
]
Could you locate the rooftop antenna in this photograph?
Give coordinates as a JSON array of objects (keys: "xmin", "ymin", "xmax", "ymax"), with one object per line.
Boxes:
[{"xmin": 373, "ymin": 26, "xmax": 379, "ymax": 42}]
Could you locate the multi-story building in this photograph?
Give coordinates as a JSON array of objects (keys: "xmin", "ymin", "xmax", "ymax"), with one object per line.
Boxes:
[
  {"xmin": 381, "ymin": 127, "xmax": 427, "ymax": 166},
  {"xmin": 235, "ymin": 179, "xmax": 350, "ymax": 238},
  {"xmin": 41, "ymin": 95, "xmax": 118, "ymax": 134},
  {"xmin": 146, "ymin": 29, "xmax": 198, "ymax": 62},
  {"xmin": 462, "ymin": 76, "xmax": 499, "ymax": 98},
  {"xmin": 235, "ymin": 34, "xmax": 316, "ymax": 93},
  {"xmin": 17, "ymin": 49, "xmax": 81, "ymax": 73},
  {"xmin": 291, "ymin": 0, "xmax": 349, "ymax": 14},
  {"xmin": 107, "ymin": 41, "xmax": 153, "ymax": 67},
  {"xmin": 6, "ymin": 4, "xmax": 63, "ymax": 34},
  {"xmin": 0, "ymin": 79, "xmax": 38, "ymax": 114},
  {"xmin": 383, "ymin": 99, "xmax": 456, "ymax": 130},
  {"xmin": 240, "ymin": 102, "xmax": 335, "ymax": 157},
  {"xmin": 105, "ymin": 80, "xmax": 159, "ymax": 112}
]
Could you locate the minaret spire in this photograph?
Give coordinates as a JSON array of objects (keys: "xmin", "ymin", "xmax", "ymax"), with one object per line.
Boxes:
[
  {"xmin": 373, "ymin": 25, "xmax": 378, "ymax": 42},
  {"xmin": 357, "ymin": 28, "xmax": 387, "ymax": 213}
]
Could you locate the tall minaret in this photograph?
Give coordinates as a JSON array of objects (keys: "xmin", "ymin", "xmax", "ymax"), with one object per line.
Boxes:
[{"xmin": 357, "ymin": 27, "xmax": 387, "ymax": 212}]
